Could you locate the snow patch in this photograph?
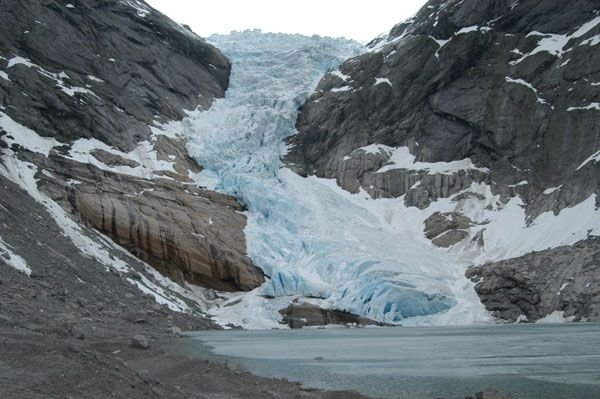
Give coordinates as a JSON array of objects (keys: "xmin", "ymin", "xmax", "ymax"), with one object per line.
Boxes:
[
  {"xmin": 374, "ymin": 77, "xmax": 392, "ymax": 87},
  {"xmin": 577, "ymin": 150, "xmax": 600, "ymax": 171},
  {"xmin": 580, "ymin": 34, "xmax": 600, "ymax": 47},
  {"xmin": 508, "ymin": 180, "xmax": 528, "ymax": 187},
  {"xmin": 0, "ymin": 71, "xmax": 10, "ymax": 81},
  {"xmin": 567, "ymin": 102, "xmax": 600, "ymax": 112},
  {"xmin": 505, "ymin": 77, "xmax": 550, "ymax": 106},
  {"xmin": 557, "ymin": 282, "xmax": 569, "ymax": 295},
  {"xmin": 87, "ymin": 75, "xmax": 105, "ymax": 83},
  {"xmin": 329, "ymin": 70, "xmax": 351, "ymax": 81},
  {"xmin": 0, "ymin": 112, "xmax": 60, "ymax": 155},
  {"xmin": 0, "ymin": 237, "xmax": 31, "ymax": 275},
  {"xmin": 6, "ymin": 56, "xmax": 97, "ymax": 98},
  {"xmin": 331, "ymin": 86, "xmax": 352, "ymax": 93},
  {"xmin": 543, "ymin": 185, "xmax": 562, "ymax": 195},
  {"xmin": 376, "ymin": 146, "xmax": 489, "ymax": 175},
  {"xmin": 512, "ymin": 16, "xmax": 600, "ymax": 64},
  {"xmin": 121, "ymin": 0, "xmax": 151, "ymax": 18}
]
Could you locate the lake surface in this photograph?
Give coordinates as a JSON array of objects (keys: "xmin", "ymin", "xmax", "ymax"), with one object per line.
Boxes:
[{"xmin": 185, "ymin": 324, "xmax": 600, "ymax": 399}]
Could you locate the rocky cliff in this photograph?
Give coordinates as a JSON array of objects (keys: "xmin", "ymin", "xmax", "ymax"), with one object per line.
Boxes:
[
  {"xmin": 0, "ymin": 0, "xmax": 264, "ymax": 291},
  {"xmin": 286, "ymin": 0, "xmax": 600, "ymax": 321}
]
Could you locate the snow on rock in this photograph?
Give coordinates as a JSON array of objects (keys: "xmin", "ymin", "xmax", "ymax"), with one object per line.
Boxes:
[
  {"xmin": 505, "ymin": 77, "xmax": 550, "ymax": 106},
  {"xmin": 508, "ymin": 180, "xmax": 528, "ymax": 187},
  {"xmin": 577, "ymin": 150, "xmax": 600, "ymax": 171},
  {"xmin": 457, "ymin": 192, "xmax": 600, "ymax": 264},
  {"xmin": 0, "ymin": 112, "xmax": 60, "ymax": 156},
  {"xmin": 374, "ymin": 77, "xmax": 392, "ymax": 87},
  {"xmin": 329, "ymin": 70, "xmax": 351, "ymax": 81},
  {"xmin": 375, "ymin": 146, "xmax": 489, "ymax": 174},
  {"xmin": 511, "ymin": 15, "xmax": 600, "ymax": 64},
  {"xmin": 0, "ymin": 236, "xmax": 31, "ymax": 275},
  {"xmin": 543, "ymin": 185, "xmax": 562, "ymax": 195},
  {"xmin": 121, "ymin": 0, "xmax": 151, "ymax": 18},
  {"xmin": 6, "ymin": 56, "xmax": 98, "ymax": 98},
  {"xmin": 0, "ymin": 136, "xmax": 197, "ymax": 313},
  {"xmin": 567, "ymin": 102, "xmax": 600, "ymax": 112},
  {"xmin": 86, "ymin": 75, "xmax": 104, "ymax": 83},
  {"xmin": 0, "ymin": 71, "xmax": 10, "ymax": 81},
  {"xmin": 331, "ymin": 85, "xmax": 353, "ymax": 93}
]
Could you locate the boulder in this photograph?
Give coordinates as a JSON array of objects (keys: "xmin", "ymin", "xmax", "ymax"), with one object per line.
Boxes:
[
  {"xmin": 466, "ymin": 237, "xmax": 600, "ymax": 322},
  {"xmin": 130, "ymin": 334, "xmax": 149, "ymax": 350}
]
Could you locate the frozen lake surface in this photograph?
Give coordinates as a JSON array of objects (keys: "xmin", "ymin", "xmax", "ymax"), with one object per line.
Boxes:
[{"xmin": 186, "ymin": 323, "xmax": 600, "ymax": 399}]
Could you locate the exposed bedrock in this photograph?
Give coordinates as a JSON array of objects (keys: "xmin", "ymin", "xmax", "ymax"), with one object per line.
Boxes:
[
  {"xmin": 278, "ymin": 302, "xmax": 387, "ymax": 329},
  {"xmin": 286, "ymin": 0, "xmax": 600, "ymax": 219},
  {"xmin": 29, "ymin": 151, "xmax": 264, "ymax": 291},
  {"xmin": 466, "ymin": 238, "xmax": 600, "ymax": 322}
]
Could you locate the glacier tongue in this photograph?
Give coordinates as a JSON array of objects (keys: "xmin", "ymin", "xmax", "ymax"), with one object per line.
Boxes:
[{"xmin": 184, "ymin": 31, "xmax": 490, "ymax": 327}]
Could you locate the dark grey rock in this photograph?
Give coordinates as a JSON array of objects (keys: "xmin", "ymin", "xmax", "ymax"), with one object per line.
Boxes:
[
  {"xmin": 476, "ymin": 389, "xmax": 512, "ymax": 399},
  {"xmin": 286, "ymin": 0, "xmax": 600, "ymax": 218},
  {"xmin": 466, "ymin": 237, "xmax": 600, "ymax": 322},
  {"xmin": 70, "ymin": 325, "xmax": 85, "ymax": 340},
  {"xmin": 424, "ymin": 212, "xmax": 472, "ymax": 247},
  {"xmin": 131, "ymin": 334, "xmax": 150, "ymax": 350},
  {"xmin": 90, "ymin": 149, "xmax": 140, "ymax": 168}
]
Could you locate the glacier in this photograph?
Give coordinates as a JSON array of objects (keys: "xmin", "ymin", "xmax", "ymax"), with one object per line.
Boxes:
[{"xmin": 183, "ymin": 31, "xmax": 492, "ymax": 327}]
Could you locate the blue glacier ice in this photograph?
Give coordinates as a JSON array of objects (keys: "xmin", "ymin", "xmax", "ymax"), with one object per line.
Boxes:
[{"xmin": 183, "ymin": 30, "xmax": 486, "ymax": 326}]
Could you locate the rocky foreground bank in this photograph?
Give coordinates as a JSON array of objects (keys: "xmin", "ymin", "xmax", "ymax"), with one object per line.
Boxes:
[{"xmin": 0, "ymin": 173, "xmax": 365, "ymax": 399}]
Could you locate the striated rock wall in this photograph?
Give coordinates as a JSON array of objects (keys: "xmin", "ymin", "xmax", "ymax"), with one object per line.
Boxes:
[{"xmin": 29, "ymin": 152, "xmax": 264, "ymax": 291}]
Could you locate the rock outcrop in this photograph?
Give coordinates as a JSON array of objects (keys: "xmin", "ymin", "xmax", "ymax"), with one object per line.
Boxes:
[
  {"xmin": 286, "ymin": 0, "xmax": 600, "ymax": 218},
  {"xmin": 0, "ymin": 0, "xmax": 264, "ymax": 291},
  {"xmin": 278, "ymin": 302, "xmax": 386, "ymax": 329},
  {"xmin": 466, "ymin": 238, "xmax": 600, "ymax": 322}
]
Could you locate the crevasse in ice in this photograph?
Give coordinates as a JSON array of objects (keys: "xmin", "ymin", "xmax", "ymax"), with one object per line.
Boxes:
[{"xmin": 184, "ymin": 31, "xmax": 476, "ymax": 325}]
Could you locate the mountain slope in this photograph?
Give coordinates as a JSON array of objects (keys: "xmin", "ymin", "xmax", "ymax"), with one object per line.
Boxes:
[
  {"xmin": 285, "ymin": 0, "xmax": 600, "ymax": 321},
  {"xmin": 0, "ymin": 0, "xmax": 264, "ymax": 292}
]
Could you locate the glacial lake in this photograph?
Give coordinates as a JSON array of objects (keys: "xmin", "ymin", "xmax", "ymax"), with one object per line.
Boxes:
[{"xmin": 182, "ymin": 323, "xmax": 600, "ymax": 399}]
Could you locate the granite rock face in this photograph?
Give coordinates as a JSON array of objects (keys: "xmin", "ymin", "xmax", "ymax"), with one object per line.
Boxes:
[
  {"xmin": 0, "ymin": 0, "xmax": 264, "ymax": 291},
  {"xmin": 278, "ymin": 302, "xmax": 386, "ymax": 329},
  {"xmin": 466, "ymin": 238, "xmax": 600, "ymax": 322},
  {"xmin": 286, "ymin": 0, "xmax": 600, "ymax": 219}
]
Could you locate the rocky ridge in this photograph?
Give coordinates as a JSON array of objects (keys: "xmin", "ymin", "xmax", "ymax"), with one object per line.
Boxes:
[
  {"xmin": 0, "ymin": 0, "xmax": 264, "ymax": 292},
  {"xmin": 286, "ymin": 0, "xmax": 600, "ymax": 321}
]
